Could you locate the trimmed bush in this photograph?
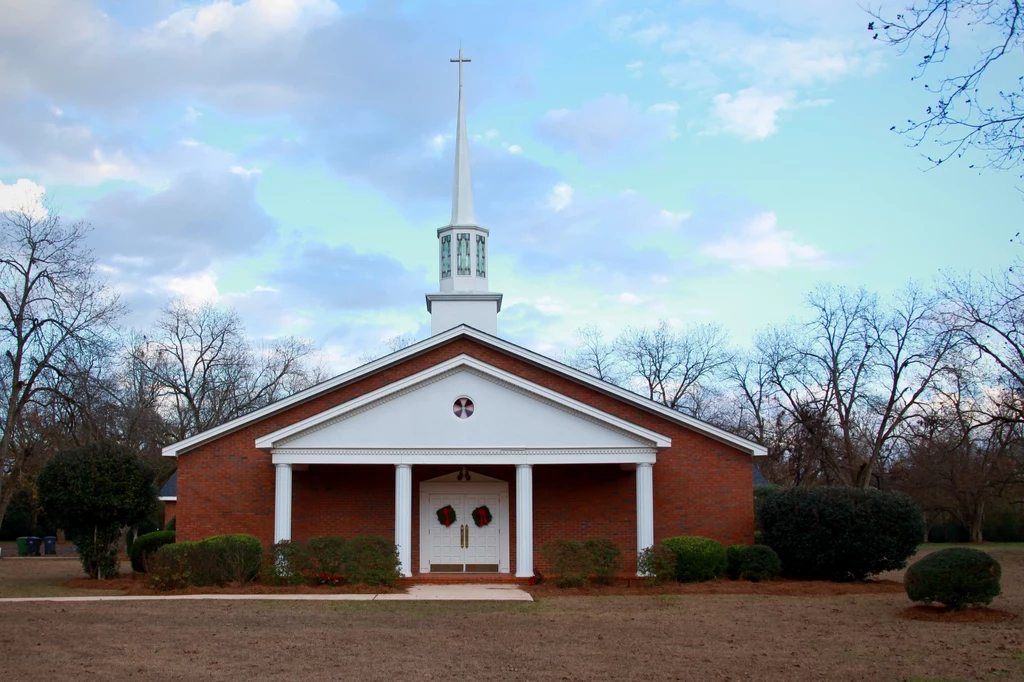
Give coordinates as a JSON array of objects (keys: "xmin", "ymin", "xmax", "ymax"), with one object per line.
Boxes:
[
  {"xmin": 542, "ymin": 540, "xmax": 591, "ymax": 588},
  {"xmin": 737, "ymin": 544, "xmax": 781, "ymax": 582},
  {"xmin": 308, "ymin": 536, "xmax": 349, "ymax": 577},
  {"xmin": 905, "ymin": 548, "xmax": 1002, "ymax": 610},
  {"xmin": 661, "ymin": 536, "xmax": 727, "ymax": 583},
  {"xmin": 201, "ymin": 534, "xmax": 262, "ymax": 584},
  {"xmin": 262, "ymin": 540, "xmax": 310, "ymax": 586},
  {"xmin": 759, "ymin": 486, "xmax": 925, "ymax": 582},
  {"xmin": 344, "ymin": 536, "xmax": 401, "ymax": 586},
  {"xmin": 146, "ymin": 546, "xmax": 192, "ymax": 591},
  {"xmin": 166, "ymin": 516, "xmax": 176, "ymax": 531},
  {"xmin": 130, "ymin": 530, "xmax": 175, "ymax": 573},
  {"xmin": 584, "ymin": 538, "xmax": 622, "ymax": 584},
  {"xmin": 637, "ymin": 544, "xmax": 676, "ymax": 585},
  {"xmin": 726, "ymin": 544, "xmax": 745, "ymax": 581}
]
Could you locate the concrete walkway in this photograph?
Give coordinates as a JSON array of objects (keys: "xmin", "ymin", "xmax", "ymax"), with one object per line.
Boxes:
[{"xmin": 0, "ymin": 584, "xmax": 533, "ymax": 603}]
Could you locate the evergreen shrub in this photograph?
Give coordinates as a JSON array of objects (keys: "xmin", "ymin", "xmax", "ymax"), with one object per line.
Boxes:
[
  {"xmin": 584, "ymin": 538, "xmax": 623, "ymax": 584},
  {"xmin": 344, "ymin": 536, "xmax": 401, "ymax": 586},
  {"xmin": 542, "ymin": 539, "xmax": 591, "ymax": 587},
  {"xmin": 737, "ymin": 544, "xmax": 782, "ymax": 582},
  {"xmin": 905, "ymin": 548, "xmax": 1002, "ymax": 609},
  {"xmin": 759, "ymin": 486, "xmax": 925, "ymax": 581},
  {"xmin": 661, "ymin": 536, "xmax": 727, "ymax": 583},
  {"xmin": 726, "ymin": 544, "xmax": 745, "ymax": 580},
  {"xmin": 130, "ymin": 530, "xmax": 175, "ymax": 572},
  {"xmin": 637, "ymin": 544, "xmax": 676, "ymax": 585}
]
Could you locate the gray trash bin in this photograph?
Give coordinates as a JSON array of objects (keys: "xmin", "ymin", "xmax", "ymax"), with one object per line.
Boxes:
[
  {"xmin": 26, "ymin": 536, "xmax": 42, "ymax": 556},
  {"xmin": 43, "ymin": 536, "xmax": 57, "ymax": 555}
]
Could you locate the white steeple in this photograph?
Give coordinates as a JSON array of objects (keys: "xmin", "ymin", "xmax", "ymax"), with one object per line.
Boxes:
[
  {"xmin": 425, "ymin": 48, "xmax": 502, "ymax": 336},
  {"xmin": 450, "ymin": 48, "xmax": 475, "ymax": 227}
]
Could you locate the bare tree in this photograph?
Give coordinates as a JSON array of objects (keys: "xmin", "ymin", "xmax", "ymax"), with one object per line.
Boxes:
[
  {"xmin": 613, "ymin": 321, "xmax": 732, "ymax": 416},
  {"xmin": 761, "ymin": 285, "xmax": 950, "ymax": 488},
  {"xmin": 0, "ymin": 208, "xmax": 124, "ymax": 527},
  {"xmin": 868, "ymin": 0, "xmax": 1024, "ymax": 174},
  {"xmin": 357, "ymin": 333, "xmax": 419, "ymax": 365},
  {"xmin": 139, "ymin": 300, "xmax": 324, "ymax": 441},
  {"xmin": 895, "ymin": 367, "xmax": 1024, "ymax": 541},
  {"xmin": 563, "ymin": 324, "xmax": 622, "ymax": 384}
]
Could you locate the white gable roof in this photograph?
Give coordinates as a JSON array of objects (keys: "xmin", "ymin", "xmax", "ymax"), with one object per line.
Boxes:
[
  {"xmin": 257, "ymin": 356, "xmax": 669, "ymax": 451},
  {"xmin": 163, "ymin": 325, "xmax": 766, "ymax": 457}
]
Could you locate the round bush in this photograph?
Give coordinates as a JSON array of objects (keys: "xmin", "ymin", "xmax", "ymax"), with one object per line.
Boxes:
[
  {"xmin": 726, "ymin": 544, "xmax": 745, "ymax": 581},
  {"xmin": 661, "ymin": 536, "xmax": 727, "ymax": 583},
  {"xmin": 905, "ymin": 548, "xmax": 1002, "ymax": 610},
  {"xmin": 130, "ymin": 530, "xmax": 176, "ymax": 572},
  {"xmin": 758, "ymin": 486, "xmax": 925, "ymax": 581},
  {"xmin": 737, "ymin": 544, "xmax": 781, "ymax": 582}
]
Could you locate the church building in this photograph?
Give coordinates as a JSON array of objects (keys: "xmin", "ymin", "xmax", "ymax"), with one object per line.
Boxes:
[{"xmin": 162, "ymin": 52, "xmax": 766, "ymax": 578}]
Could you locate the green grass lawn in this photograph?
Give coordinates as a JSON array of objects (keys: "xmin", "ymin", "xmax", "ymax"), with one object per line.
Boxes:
[{"xmin": 919, "ymin": 542, "xmax": 1024, "ymax": 551}]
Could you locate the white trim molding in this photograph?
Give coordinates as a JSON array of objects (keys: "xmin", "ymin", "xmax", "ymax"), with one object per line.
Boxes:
[
  {"xmin": 271, "ymin": 448, "xmax": 657, "ymax": 466},
  {"xmin": 635, "ymin": 463, "xmax": 654, "ymax": 576},
  {"xmin": 158, "ymin": 496, "xmax": 177, "ymax": 502},
  {"xmin": 163, "ymin": 325, "xmax": 766, "ymax": 458}
]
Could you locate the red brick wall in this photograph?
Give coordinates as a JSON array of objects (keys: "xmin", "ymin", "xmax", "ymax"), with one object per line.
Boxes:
[
  {"xmin": 163, "ymin": 501, "xmax": 176, "ymax": 528},
  {"xmin": 175, "ymin": 337, "xmax": 754, "ymax": 573}
]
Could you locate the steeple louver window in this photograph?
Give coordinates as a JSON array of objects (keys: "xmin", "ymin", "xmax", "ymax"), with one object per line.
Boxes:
[
  {"xmin": 441, "ymin": 235, "xmax": 452, "ymax": 278},
  {"xmin": 476, "ymin": 235, "xmax": 486, "ymax": 277},
  {"xmin": 457, "ymin": 233, "xmax": 471, "ymax": 275}
]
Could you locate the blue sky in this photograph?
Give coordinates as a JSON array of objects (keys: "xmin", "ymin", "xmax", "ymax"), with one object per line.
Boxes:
[{"xmin": 0, "ymin": 0, "xmax": 1019, "ymax": 369}]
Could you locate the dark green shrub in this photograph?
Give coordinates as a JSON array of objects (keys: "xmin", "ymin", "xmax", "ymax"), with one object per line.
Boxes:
[
  {"xmin": 200, "ymin": 534, "xmax": 262, "ymax": 584},
  {"xmin": 308, "ymin": 536, "xmax": 349, "ymax": 577},
  {"xmin": 754, "ymin": 530, "xmax": 763, "ymax": 545},
  {"xmin": 344, "ymin": 536, "xmax": 401, "ymax": 586},
  {"xmin": 726, "ymin": 544, "xmax": 745, "ymax": 580},
  {"xmin": 637, "ymin": 544, "xmax": 676, "ymax": 585},
  {"xmin": 166, "ymin": 516, "xmax": 176, "ymax": 531},
  {"xmin": 754, "ymin": 484, "xmax": 784, "ymax": 528},
  {"xmin": 146, "ymin": 545, "xmax": 192, "ymax": 591},
  {"xmin": 130, "ymin": 530, "xmax": 175, "ymax": 573},
  {"xmin": 759, "ymin": 486, "xmax": 925, "ymax": 581},
  {"xmin": 542, "ymin": 539, "xmax": 592, "ymax": 588},
  {"xmin": 262, "ymin": 540, "xmax": 310, "ymax": 586},
  {"xmin": 37, "ymin": 442, "xmax": 157, "ymax": 579},
  {"xmin": 737, "ymin": 544, "xmax": 781, "ymax": 582},
  {"xmin": 905, "ymin": 548, "xmax": 1002, "ymax": 609},
  {"xmin": 661, "ymin": 536, "xmax": 727, "ymax": 583},
  {"xmin": 584, "ymin": 538, "xmax": 622, "ymax": 584},
  {"xmin": 983, "ymin": 507, "xmax": 1024, "ymax": 542}
]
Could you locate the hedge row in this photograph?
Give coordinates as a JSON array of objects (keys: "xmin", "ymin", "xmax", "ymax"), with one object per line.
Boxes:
[
  {"xmin": 265, "ymin": 536, "xmax": 401, "ymax": 587},
  {"xmin": 541, "ymin": 538, "xmax": 623, "ymax": 587},
  {"xmin": 147, "ymin": 534, "xmax": 261, "ymax": 589},
  {"xmin": 130, "ymin": 530, "xmax": 176, "ymax": 572}
]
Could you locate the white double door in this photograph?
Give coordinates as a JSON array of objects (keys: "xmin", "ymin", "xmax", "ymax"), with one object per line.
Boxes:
[{"xmin": 427, "ymin": 493, "xmax": 500, "ymax": 572}]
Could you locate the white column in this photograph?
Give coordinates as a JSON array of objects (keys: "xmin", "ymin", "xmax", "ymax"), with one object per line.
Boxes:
[
  {"xmin": 395, "ymin": 464, "xmax": 413, "ymax": 578},
  {"xmin": 636, "ymin": 463, "xmax": 654, "ymax": 576},
  {"xmin": 274, "ymin": 463, "xmax": 293, "ymax": 544},
  {"xmin": 515, "ymin": 464, "xmax": 534, "ymax": 578}
]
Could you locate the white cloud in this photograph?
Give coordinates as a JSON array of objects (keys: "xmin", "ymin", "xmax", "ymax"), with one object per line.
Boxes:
[
  {"xmin": 153, "ymin": 0, "xmax": 339, "ymax": 44},
  {"xmin": 703, "ymin": 212, "xmax": 825, "ymax": 269},
  {"xmin": 230, "ymin": 165, "xmax": 262, "ymax": 177},
  {"xmin": 536, "ymin": 94, "xmax": 679, "ymax": 162},
  {"xmin": 0, "ymin": 179, "xmax": 47, "ymax": 218},
  {"xmin": 505, "ymin": 144, "xmax": 523, "ymax": 155},
  {"xmin": 160, "ymin": 271, "xmax": 221, "ymax": 303},
  {"xmin": 710, "ymin": 89, "xmax": 792, "ymax": 141},
  {"xmin": 625, "ymin": 60, "xmax": 644, "ymax": 78},
  {"xmin": 616, "ymin": 292, "xmax": 642, "ymax": 305},
  {"xmin": 548, "ymin": 182, "xmax": 574, "ymax": 211}
]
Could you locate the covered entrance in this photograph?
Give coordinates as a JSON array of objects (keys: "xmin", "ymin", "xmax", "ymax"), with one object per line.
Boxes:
[{"xmin": 420, "ymin": 471, "xmax": 508, "ymax": 573}]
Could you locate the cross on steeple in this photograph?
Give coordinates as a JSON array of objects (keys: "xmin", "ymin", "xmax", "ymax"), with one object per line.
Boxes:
[{"xmin": 450, "ymin": 47, "xmax": 471, "ymax": 89}]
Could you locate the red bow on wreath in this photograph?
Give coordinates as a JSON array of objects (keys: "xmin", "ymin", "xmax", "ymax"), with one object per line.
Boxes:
[
  {"xmin": 472, "ymin": 505, "xmax": 492, "ymax": 527},
  {"xmin": 436, "ymin": 504, "xmax": 457, "ymax": 527}
]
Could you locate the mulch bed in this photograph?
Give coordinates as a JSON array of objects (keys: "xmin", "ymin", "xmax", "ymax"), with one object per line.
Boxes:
[
  {"xmin": 61, "ymin": 573, "xmax": 404, "ymax": 596},
  {"xmin": 525, "ymin": 578, "xmax": 906, "ymax": 597},
  {"xmin": 897, "ymin": 605, "xmax": 1017, "ymax": 623}
]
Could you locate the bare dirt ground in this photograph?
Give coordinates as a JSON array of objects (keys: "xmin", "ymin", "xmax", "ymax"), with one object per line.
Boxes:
[{"xmin": 1, "ymin": 552, "xmax": 1023, "ymax": 681}]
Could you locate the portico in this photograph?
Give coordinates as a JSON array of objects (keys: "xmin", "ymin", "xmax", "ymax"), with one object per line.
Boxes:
[{"xmin": 259, "ymin": 355, "xmax": 667, "ymax": 577}]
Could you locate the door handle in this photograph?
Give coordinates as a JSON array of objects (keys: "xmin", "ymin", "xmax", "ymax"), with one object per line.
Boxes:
[
  {"xmin": 460, "ymin": 524, "xmax": 465, "ymax": 549},
  {"xmin": 465, "ymin": 524, "xmax": 469, "ymax": 548}
]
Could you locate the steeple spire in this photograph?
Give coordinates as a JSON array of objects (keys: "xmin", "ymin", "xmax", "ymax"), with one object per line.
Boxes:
[{"xmin": 449, "ymin": 47, "xmax": 475, "ymax": 226}]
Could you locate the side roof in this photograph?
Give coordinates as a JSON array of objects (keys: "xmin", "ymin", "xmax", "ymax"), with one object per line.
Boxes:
[
  {"xmin": 159, "ymin": 470, "xmax": 177, "ymax": 500},
  {"xmin": 161, "ymin": 325, "xmax": 768, "ymax": 458}
]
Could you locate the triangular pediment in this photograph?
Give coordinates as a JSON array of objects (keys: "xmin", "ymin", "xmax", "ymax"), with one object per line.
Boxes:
[{"xmin": 257, "ymin": 356, "xmax": 670, "ymax": 451}]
